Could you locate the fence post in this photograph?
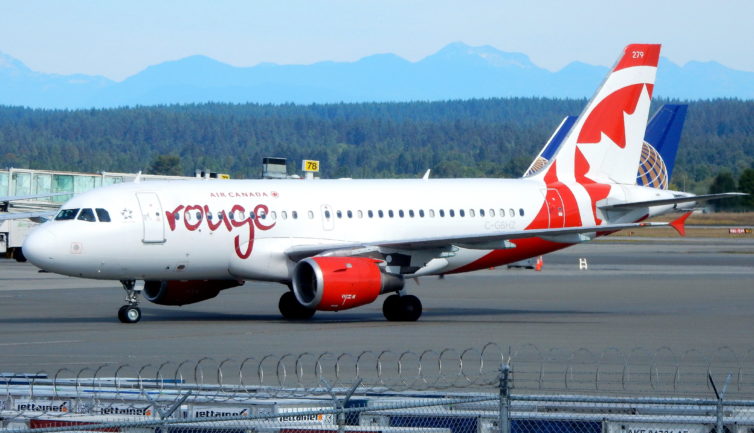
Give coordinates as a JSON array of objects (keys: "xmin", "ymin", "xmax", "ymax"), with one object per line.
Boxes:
[
  {"xmin": 499, "ymin": 362, "xmax": 511, "ymax": 433},
  {"xmin": 709, "ymin": 373, "xmax": 732, "ymax": 433}
]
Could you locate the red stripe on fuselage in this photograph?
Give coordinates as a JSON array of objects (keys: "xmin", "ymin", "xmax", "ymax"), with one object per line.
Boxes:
[{"xmin": 448, "ymin": 237, "xmax": 569, "ymax": 274}]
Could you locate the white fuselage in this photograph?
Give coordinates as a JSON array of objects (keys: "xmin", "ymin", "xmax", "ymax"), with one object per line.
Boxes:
[{"xmin": 22, "ymin": 177, "xmax": 677, "ymax": 283}]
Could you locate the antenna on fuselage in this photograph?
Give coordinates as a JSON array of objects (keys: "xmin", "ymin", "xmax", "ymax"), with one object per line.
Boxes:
[
  {"xmin": 134, "ymin": 171, "xmax": 142, "ymax": 183},
  {"xmin": 422, "ymin": 169, "xmax": 431, "ymax": 180}
]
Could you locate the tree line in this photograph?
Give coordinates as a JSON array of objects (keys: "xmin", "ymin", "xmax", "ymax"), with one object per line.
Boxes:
[{"xmin": 0, "ymin": 98, "xmax": 752, "ymax": 206}]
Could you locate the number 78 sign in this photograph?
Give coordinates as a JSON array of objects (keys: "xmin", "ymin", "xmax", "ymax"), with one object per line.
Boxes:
[{"xmin": 302, "ymin": 160, "xmax": 320, "ymax": 172}]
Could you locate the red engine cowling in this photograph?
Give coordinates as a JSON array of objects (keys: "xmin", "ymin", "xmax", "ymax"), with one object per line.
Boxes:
[
  {"xmin": 143, "ymin": 280, "xmax": 244, "ymax": 306},
  {"xmin": 292, "ymin": 257, "xmax": 404, "ymax": 311}
]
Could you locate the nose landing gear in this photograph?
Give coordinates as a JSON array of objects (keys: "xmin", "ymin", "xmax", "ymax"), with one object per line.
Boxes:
[{"xmin": 118, "ymin": 280, "xmax": 142, "ymax": 323}]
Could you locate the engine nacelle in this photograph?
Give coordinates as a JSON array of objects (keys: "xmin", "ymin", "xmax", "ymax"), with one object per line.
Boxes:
[
  {"xmin": 143, "ymin": 280, "xmax": 244, "ymax": 306},
  {"xmin": 292, "ymin": 257, "xmax": 404, "ymax": 311}
]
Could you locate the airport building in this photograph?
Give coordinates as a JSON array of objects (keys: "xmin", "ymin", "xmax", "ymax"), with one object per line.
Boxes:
[{"xmin": 0, "ymin": 167, "xmax": 202, "ymax": 259}]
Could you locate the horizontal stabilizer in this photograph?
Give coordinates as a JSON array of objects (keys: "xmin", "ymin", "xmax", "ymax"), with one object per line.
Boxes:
[{"xmin": 599, "ymin": 192, "xmax": 747, "ymax": 210}]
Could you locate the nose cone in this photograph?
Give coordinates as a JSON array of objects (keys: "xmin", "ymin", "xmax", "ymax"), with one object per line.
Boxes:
[{"xmin": 22, "ymin": 227, "xmax": 57, "ymax": 270}]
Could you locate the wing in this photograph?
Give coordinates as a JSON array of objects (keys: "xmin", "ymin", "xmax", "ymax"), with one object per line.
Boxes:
[{"xmin": 285, "ymin": 221, "xmax": 666, "ymax": 262}]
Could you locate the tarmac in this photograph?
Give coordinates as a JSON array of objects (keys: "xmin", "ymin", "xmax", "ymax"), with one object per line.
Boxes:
[{"xmin": 1, "ymin": 236, "xmax": 753, "ymax": 373}]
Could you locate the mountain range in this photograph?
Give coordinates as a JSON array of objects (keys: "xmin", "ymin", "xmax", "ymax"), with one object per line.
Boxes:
[{"xmin": 2, "ymin": 42, "xmax": 753, "ymax": 109}]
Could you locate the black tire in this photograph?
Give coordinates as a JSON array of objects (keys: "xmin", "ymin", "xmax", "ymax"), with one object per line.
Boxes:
[
  {"xmin": 383, "ymin": 294, "xmax": 422, "ymax": 322},
  {"xmin": 397, "ymin": 295, "xmax": 422, "ymax": 322},
  {"xmin": 118, "ymin": 305, "xmax": 141, "ymax": 323},
  {"xmin": 279, "ymin": 291, "xmax": 315, "ymax": 320},
  {"xmin": 382, "ymin": 294, "xmax": 401, "ymax": 321}
]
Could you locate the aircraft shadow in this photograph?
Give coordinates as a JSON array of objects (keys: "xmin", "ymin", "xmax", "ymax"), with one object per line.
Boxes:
[{"xmin": 0, "ymin": 307, "xmax": 606, "ymax": 325}]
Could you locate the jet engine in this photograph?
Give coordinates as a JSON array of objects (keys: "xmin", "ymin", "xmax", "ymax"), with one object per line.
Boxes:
[
  {"xmin": 292, "ymin": 257, "xmax": 403, "ymax": 311},
  {"xmin": 143, "ymin": 280, "xmax": 244, "ymax": 306}
]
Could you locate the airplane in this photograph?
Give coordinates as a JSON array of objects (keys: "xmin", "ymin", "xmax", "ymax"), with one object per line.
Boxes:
[
  {"xmin": 523, "ymin": 104, "xmax": 688, "ymax": 188},
  {"xmin": 21, "ymin": 44, "xmax": 745, "ymax": 324}
]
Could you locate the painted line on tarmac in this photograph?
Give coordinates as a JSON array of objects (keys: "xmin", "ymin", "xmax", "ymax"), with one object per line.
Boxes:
[{"xmin": 0, "ymin": 339, "xmax": 82, "ymax": 347}]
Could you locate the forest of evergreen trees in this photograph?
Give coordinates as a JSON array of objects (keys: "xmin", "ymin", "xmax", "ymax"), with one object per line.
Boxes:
[{"xmin": 1, "ymin": 98, "xmax": 753, "ymax": 195}]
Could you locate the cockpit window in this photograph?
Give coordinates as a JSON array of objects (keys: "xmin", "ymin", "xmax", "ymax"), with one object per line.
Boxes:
[
  {"xmin": 55, "ymin": 208, "xmax": 80, "ymax": 221},
  {"xmin": 77, "ymin": 208, "xmax": 97, "ymax": 222},
  {"xmin": 95, "ymin": 208, "xmax": 111, "ymax": 222}
]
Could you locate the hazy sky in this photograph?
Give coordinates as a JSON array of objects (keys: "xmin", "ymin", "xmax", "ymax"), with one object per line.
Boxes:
[{"xmin": 1, "ymin": 0, "xmax": 752, "ymax": 81}]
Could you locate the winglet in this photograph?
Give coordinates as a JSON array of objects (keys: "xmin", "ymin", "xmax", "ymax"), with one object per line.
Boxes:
[{"xmin": 669, "ymin": 212, "xmax": 693, "ymax": 237}]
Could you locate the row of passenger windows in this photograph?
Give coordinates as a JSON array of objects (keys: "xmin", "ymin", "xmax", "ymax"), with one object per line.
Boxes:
[
  {"xmin": 177, "ymin": 207, "xmax": 526, "ymax": 222},
  {"xmin": 55, "ymin": 208, "xmax": 111, "ymax": 222}
]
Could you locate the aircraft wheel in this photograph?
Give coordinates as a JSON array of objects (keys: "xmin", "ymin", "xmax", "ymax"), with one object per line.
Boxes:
[
  {"xmin": 383, "ymin": 294, "xmax": 422, "ymax": 322},
  {"xmin": 382, "ymin": 294, "xmax": 401, "ymax": 321},
  {"xmin": 397, "ymin": 295, "xmax": 422, "ymax": 321},
  {"xmin": 279, "ymin": 291, "xmax": 315, "ymax": 320},
  {"xmin": 118, "ymin": 305, "xmax": 141, "ymax": 324}
]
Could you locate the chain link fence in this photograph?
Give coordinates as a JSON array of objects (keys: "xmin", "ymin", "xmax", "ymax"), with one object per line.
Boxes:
[{"xmin": 2, "ymin": 344, "xmax": 754, "ymax": 433}]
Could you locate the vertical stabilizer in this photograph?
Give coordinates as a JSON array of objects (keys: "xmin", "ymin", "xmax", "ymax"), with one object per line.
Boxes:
[
  {"xmin": 638, "ymin": 104, "xmax": 687, "ymax": 188},
  {"xmin": 536, "ymin": 44, "xmax": 661, "ymax": 186}
]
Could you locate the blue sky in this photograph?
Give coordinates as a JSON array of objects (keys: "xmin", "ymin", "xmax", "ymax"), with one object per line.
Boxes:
[{"xmin": 1, "ymin": 0, "xmax": 753, "ymax": 81}]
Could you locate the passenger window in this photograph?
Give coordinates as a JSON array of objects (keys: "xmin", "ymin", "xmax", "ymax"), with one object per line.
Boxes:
[
  {"xmin": 196, "ymin": 211, "xmax": 203, "ymax": 220},
  {"xmin": 479, "ymin": 209, "xmax": 485, "ymax": 217},
  {"xmin": 501, "ymin": 209, "xmax": 506, "ymax": 217},
  {"xmin": 270, "ymin": 211, "xmax": 277, "ymax": 220},
  {"xmin": 509, "ymin": 208, "xmax": 515, "ymax": 217},
  {"xmin": 259, "ymin": 210, "xmax": 267, "ymax": 219},
  {"xmin": 519, "ymin": 208, "xmax": 525, "ymax": 217},
  {"xmin": 419, "ymin": 210, "xmax": 425, "ymax": 217},
  {"xmin": 388, "ymin": 210, "xmax": 394, "ymax": 218},
  {"xmin": 324, "ymin": 210, "xmax": 330, "ymax": 219},
  {"xmin": 378, "ymin": 210, "xmax": 384, "ymax": 218},
  {"xmin": 55, "ymin": 208, "xmax": 80, "ymax": 220},
  {"xmin": 409, "ymin": 210, "xmax": 415, "ymax": 218},
  {"xmin": 368, "ymin": 210, "xmax": 374, "ymax": 218},
  {"xmin": 357, "ymin": 210, "xmax": 363, "ymax": 218},
  {"xmin": 77, "ymin": 208, "xmax": 96, "ymax": 222},
  {"xmin": 439, "ymin": 209, "xmax": 445, "ymax": 217},
  {"xmin": 249, "ymin": 211, "xmax": 256, "ymax": 219},
  {"xmin": 469, "ymin": 209, "xmax": 475, "ymax": 217},
  {"xmin": 460, "ymin": 209, "xmax": 465, "ymax": 217},
  {"xmin": 281, "ymin": 211, "xmax": 288, "ymax": 220},
  {"xmin": 292, "ymin": 211, "xmax": 298, "ymax": 219},
  {"xmin": 307, "ymin": 210, "xmax": 314, "ymax": 219},
  {"xmin": 449, "ymin": 209, "xmax": 455, "ymax": 217},
  {"xmin": 95, "ymin": 208, "xmax": 111, "ymax": 222},
  {"xmin": 398, "ymin": 210, "xmax": 404, "ymax": 218},
  {"xmin": 336, "ymin": 210, "xmax": 342, "ymax": 219},
  {"xmin": 429, "ymin": 209, "xmax": 435, "ymax": 217},
  {"xmin": 489, "ymin": 209, "xmax": 495, "ymax": 217},
  {"xmin": 347, "ymin": 210, "xmax": 353, "ymax": 218},
  {"xmin": 218, "ymin": 212, "xmax": 225, "ymax": 220}
]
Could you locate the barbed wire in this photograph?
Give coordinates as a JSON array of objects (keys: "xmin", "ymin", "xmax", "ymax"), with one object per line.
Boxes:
[{"xmin": 2, "ymin": 343, "xmax": 753, "ymax": 419}]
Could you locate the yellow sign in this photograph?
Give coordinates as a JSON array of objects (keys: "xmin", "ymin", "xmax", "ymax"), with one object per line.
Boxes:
[{"xmin": 302, "ymin": 160, "xmax": 320, "ymax": 172}]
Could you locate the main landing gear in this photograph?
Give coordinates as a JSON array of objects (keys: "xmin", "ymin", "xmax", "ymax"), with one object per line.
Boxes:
[
  {"xmin": 118, "ymin": 280, "xmax": 142, "ymax": 324},
  {"xmin": 278, "ymin": 291, "xmax": 316, "ymax": 320},
  {"xmin": 382, "ymin": 293, "xmax": 422, "ymax": 322}
]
